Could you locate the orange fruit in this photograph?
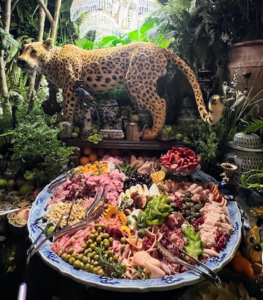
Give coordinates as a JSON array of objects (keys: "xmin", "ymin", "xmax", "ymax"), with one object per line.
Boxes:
[
  {"xmin": 83, "ymin": 147, "xmax": 93, "ymax": 155},
  {"xmin": 79, "ymin": 156, "xmax": 90, "ymax": 165},
  {"xmin": 89, "ymin": 152, "xmax": 98, "ymax": 162}
]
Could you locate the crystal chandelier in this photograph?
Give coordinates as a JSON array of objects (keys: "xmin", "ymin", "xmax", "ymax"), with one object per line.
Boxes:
[{"xmin": 70, "ymin": 0, "xmax": 161, "ymax": 39}]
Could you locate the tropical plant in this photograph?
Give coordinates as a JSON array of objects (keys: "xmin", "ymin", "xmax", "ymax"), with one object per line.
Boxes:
[{"xmin": 2, "ymin": 107, "xmax": 75, "ymax": 185}]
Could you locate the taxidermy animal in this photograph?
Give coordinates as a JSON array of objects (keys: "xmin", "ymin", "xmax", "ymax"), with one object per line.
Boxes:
[{"xmin": 17, "ymin": 38, "xmax": 224, "ymax": 139}]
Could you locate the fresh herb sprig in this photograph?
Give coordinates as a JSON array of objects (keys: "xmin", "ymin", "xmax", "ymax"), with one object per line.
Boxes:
[{"xmin": 96, "ymin": 247, "xmax": 126, "ymax": 278}]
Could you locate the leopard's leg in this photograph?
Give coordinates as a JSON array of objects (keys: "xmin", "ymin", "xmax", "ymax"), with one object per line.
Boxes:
[
  {"xmin": 139, "ymin": 88, "xmax": 166, "ymax": 139},
  {"xmin": 143, "ymin": 95, "xmax": 166, "ymax": 139},
  {"xmin": 62, "ymin": 88, "xmax": 77, "ymax": 122},
  {"xmin": 125, "ymin": 51, "xmax": 167, "ymax": 139}
]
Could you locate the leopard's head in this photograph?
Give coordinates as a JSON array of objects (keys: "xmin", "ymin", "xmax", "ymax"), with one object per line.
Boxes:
[{"xmin": 17, "ymin": 38, "xmax": 54, "ymax": 73}]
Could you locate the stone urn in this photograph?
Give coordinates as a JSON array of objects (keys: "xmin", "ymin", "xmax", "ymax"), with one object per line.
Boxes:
[{"xmin": 228, "ymin": 40, "xmax": 263, "ymax": 116}]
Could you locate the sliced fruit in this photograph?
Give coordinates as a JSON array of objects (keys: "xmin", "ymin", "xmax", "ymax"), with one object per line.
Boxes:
[{"xmin": 150, "ymin": 171, "xmax": 166, "ymax": 184}]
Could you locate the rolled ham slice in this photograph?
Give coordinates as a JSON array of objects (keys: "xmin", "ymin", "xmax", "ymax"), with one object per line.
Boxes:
[{"xmin": 132, "ymin": 251, "xmax": 165, "ymax": 279}]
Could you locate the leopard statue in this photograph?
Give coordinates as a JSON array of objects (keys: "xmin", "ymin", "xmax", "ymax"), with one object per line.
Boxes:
[{"xmin": 17, "ymin": 38, "xmax": 225, "ymax": 139}]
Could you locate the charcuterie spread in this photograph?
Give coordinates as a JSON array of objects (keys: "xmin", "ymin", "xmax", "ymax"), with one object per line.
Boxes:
[{"xmin": 29, "ymin": 147, "xmax": 239, "ymax": 285}]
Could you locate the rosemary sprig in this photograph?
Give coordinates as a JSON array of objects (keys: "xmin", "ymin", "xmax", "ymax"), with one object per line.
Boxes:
[{"xmin": 96, "ymin": 247, "xmax": 126, "ymax": 278}]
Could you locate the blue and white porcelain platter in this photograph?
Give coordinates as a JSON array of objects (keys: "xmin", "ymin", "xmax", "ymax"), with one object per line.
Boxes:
[{"xmin": 28, "ymin": 176, "xmax": 242, "ymax": 292}]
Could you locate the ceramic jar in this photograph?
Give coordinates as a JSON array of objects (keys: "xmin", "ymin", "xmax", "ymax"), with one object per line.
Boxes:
[{"xmin": 226, "ymin": 132, "xmax": 263, "ymax": 175}]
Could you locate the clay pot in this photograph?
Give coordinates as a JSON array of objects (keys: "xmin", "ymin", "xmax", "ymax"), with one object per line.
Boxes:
[{"xmin": 228, "ymin": 40, "xmax": 263, "ymax": 116}]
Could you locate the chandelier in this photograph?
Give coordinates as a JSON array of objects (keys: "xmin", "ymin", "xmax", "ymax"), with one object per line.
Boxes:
[{"xmin": 70, "ymin": 0, "xmax": 161, "ymax": 39}]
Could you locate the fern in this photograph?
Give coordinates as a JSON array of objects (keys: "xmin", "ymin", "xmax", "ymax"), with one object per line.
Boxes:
[{"xmin": 244, "ymin": 117, "xmax": 263, "ymax": 133}]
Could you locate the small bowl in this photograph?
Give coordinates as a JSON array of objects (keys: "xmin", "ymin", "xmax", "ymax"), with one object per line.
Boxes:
[{"xmin": 7, "ymin": 208, "xmax": 30, "ymax": 228}]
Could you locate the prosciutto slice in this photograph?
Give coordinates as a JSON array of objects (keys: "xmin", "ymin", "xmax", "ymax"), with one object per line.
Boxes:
[{"xmin": 132, "ymin": 251, "xmax": 165, "ymax": 279}]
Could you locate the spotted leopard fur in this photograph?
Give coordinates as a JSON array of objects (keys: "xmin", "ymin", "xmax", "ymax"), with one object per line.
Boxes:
[{"xmin": 17, "ymin": 39, "xmax": 224, "ymax": 139}]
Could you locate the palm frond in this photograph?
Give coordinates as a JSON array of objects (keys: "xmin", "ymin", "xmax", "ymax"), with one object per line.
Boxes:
[{"xmin": 244, "ymin": 116, "xmax": 263, "ymax": 133}]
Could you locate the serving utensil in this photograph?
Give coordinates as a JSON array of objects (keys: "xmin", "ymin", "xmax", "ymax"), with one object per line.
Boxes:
[
  {"xmin": 17, "ymin": 186, "xmax": 105, "ymax": 300},
  {"xmin": 157, "ymin": 240, "xmax": 222, "ymax": 288},
  {"xmin": 0, "ymin": 207, "xmax": 21, "ymax": 216},
  {"xmin": 27, "ymin": 186, "xmax": 105, "ymax": 260}
]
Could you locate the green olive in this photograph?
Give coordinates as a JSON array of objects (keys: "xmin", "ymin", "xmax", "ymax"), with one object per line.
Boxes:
[
  {"xmin": 67, "ymin": 248, "xmax": 74, "ymax": 255},
  {"xmin": 61, "ymin": 253, "xmax": 67, "ymax": 260},
  {"xmin": 85, "ymin": 263, "xmax": 91, "ymax": 272},
  {"xmin": 103, "ymin": 240, "xmax": 110, "ymax": 248},
  {"xmin": 89, "ymin": 234, "xmax": 95, "ymax": 240},
  {"xmin": 113, "ymin": 254, "xmax": 119, "ymax": 262},
  {"xmin": 94, "ymin": 254, "xmax": 99, "ymax": 261},
  {"xmin": 102, "ymin": 233, "xmax": 110, "ymax": 239},
  {"xmin": 90, "ymin": 243, "xmax": 96, "ymax": 250},
  {"xmin": 78, "ymin": 254, "xmax": 84, "ymax": 261},
  {"xmin": 120, "ymin": 244, "xmax": 126, "ymax": 252},
  {"xmin": 96, "ymin": 237, "xmax": 102, "ymax": 244},
  {"xmin": 90, "ymin": 259, "xmax": 95, "ymax": 265},
  {"xmin": 109, "ymin": 237, "xmax": 113, "ymax": 244},
  {"xmin": 98, "ymin": 268, "xmax": 104, "ymax": 276},
  {"xmin": 93, "ymin": 261, "xmax": 99, "ymax": 267},
  {"xmin": 107, "ymin": 250, "xmax": 113, "ymax": 257},
  {"xmin": 72, "ymin": 253, "xmax": 79, "ymax": 259},
  {"xmin": 89, "ymin": 266, "xmax": 94, "ymax": 273},
  {"xmin": 120, "ymin": 237, "xmax": 126, "ymax": 244},
  {"xmin": 82, "ymin": 243, "xmax": 87, "ymax": 249},
  {"xmin": 120, "ymin": 263, "xmax": 127, "ymax": 270},
  {"xmin": 91, "ymin": 229, "xmax": 96, "ymax": 234},
  {"xmin": 73, "ymin": 260, "xmax": 81, "ymax": 269},
  {"xmin": 82, "ymin": 256, "xmax": 88, "ymax": 264},
  {"xmin": 108, "ymin": 257, "xmax": 113, "ymax": 263},
  {"xmin": 69, "ymin": 257, "xmax": 75, "ymax": 265},
  {"xmin": 94, "ymin": 232, "xmax": 99, "ymax": 239},
  {"xmin": 58, "ymin": 250, "xmax": 63, "ymax": 257},
  {"xmin": 93, "ymin": 267, "xmax": 98, "ymax": 274},
  {"xmin": 79, "ymin": 262, "xmax": 85, "ymax": 270},
  {"xmin": 97, "ymin": 227, "xmax": 103, "ymax": 233},
  {"xmin": 103, "ymin": 253, "xmax": 108, "ymax": 259}
]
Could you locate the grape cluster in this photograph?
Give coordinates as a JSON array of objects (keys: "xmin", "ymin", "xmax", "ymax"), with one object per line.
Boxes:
[{"xmin": 123, "ymin": 172, "xmax": 152, "ymax": 191}]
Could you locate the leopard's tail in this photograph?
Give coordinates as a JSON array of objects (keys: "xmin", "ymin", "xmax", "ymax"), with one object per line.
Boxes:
[{"xmin": 164, "ymin": 50, "xmax": 224, "ymax": 124}]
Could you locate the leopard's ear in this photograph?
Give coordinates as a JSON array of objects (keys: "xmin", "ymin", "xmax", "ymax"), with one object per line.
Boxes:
[{"xmin": 43, "ymin": 38, "xmax": 53, "ymax": 49}]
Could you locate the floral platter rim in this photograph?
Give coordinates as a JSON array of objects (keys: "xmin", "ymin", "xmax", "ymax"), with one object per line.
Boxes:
[{"xmin": 28, "ymin": 175, "xmax": 242, "ymax": 292}]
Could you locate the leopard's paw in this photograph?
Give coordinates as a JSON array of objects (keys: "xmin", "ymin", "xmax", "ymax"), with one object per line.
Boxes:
[{"xmin": 142, "ymin": 129, "xmax": 157, "ymax": 140}]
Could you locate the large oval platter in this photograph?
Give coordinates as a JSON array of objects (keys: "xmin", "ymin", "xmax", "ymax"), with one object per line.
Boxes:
[{"xmin": 28, "ymin": 174, "xmax": 242, "ymax": 292}]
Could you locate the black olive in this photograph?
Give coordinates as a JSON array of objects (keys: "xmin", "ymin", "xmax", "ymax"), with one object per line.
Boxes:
[{"xmin": 249, "ymin": 237, "xmax": 255, "ymax": 243}]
